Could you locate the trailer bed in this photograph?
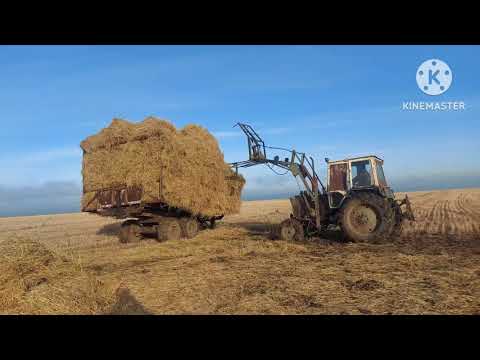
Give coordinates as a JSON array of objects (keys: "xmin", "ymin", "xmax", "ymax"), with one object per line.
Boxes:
[{"xmin": 82, "ymin": 184, "xmax": 223, "ymax": 243}]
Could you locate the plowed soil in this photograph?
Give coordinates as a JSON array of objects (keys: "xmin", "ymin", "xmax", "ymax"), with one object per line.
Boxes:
[{"xmin": 0, "ymin": 188, "xmax": 479, "ymax": 314}]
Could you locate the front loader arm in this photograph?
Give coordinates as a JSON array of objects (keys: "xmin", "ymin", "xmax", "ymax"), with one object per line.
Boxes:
[
  {"xmin": 229, "ymin": 123, "xmax": 327, "ymax": 231},
  {"xmin": 229, "ymin": 123, "xmax": 325, "ymax": 193}
]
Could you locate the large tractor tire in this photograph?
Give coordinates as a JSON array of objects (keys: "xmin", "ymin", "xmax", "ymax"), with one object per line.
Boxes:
[
  {"xmin": 179, "ymin": 218, "xmax": 199, "ymax": 239},
  {"xmin": 278, "ymin": 218, "xmax": 305, "ymax": 242},
  {"xmin": 119, "ymin": 220, "xmax": 141, "ymax": 243},
  {"xmin": 156, "ymin": 218, "xmax": 182, "ymax": 242},
  {"xmin": 339, "ymin": 192, "xmax": 395, "ymax": 243}
]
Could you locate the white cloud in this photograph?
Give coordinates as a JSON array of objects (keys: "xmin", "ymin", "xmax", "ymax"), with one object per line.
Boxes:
[
  {"xmin": 0, "ymin": 146, "xmax": 82, "ymax": 186},
  {"xmin": 213, "ymin": 126, "xmax": 292, "ymax": 140},
  {"xmin": 212, "ymin": 131, "xmax": 243, "ymax": 138},
  {"xmin": 262, "ymin": 127, "xmax": 291, "ymax": 135},
  {"xmin": 0, "ymin": 181, "xmax": 81, "ymax": 217},
  {"xmin": 19, "ymin": 147, "xmax": 82, "ymax": 162}
]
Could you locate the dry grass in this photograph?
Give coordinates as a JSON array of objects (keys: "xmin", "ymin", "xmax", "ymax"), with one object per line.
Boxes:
[
  {"xmin": 0, "ymin": 238, "xmax": 119, "ymax": 314},
  {"xmin": 0, "ymin": 188, "xmax": 479, "ymax": 314}
]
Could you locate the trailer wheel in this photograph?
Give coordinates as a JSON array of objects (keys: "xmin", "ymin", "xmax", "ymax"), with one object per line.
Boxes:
[
  {"xmin": 180, "ymin": 218, "xmax": 199, "ymax": 239},
  {"xmin": 119, "ymin": 220, "xmax": 141, "ymax": 243},
  {"xmin": 156, "ymin": 218, "xmax": 182, "ymax": 242}
]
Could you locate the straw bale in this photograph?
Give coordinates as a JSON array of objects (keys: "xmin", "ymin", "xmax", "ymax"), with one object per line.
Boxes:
[{"xmin": 80, "ymin": 117, "xmax": 244, "ymax": 217}]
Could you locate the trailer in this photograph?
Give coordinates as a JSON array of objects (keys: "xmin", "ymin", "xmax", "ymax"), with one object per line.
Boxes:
[
  {"xmin": 80, "ymin": 118, "xmax": 244, "ymax": 243},
  {"xmin": 82, "ymin": 184, "xmax": 224, "ymax": 243}
]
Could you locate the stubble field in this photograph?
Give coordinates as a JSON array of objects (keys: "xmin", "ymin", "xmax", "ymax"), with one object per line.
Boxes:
[{"xmin": 0, "ymin": 188, "xmax": 479, "ymax": 314}]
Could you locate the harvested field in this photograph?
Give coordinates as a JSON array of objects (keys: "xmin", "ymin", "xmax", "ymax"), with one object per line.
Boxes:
[{"xmin": 0, "ymin": 188, "xmax": 479, "ymax": 314}]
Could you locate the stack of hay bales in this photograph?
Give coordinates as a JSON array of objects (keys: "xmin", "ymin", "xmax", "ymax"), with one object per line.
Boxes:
[{"xmin": 80, "ymin": 117, "xmax": 245, "ymax": 217}]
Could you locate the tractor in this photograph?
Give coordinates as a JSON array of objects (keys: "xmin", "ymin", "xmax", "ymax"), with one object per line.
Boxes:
[{"xmin": 230, "ymin": 123, "xmax": 415, "ymax": 243}]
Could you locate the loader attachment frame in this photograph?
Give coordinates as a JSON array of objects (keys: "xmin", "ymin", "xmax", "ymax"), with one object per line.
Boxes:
[
  {"xmin": 235, "ymin": 123, "xmax": 267, "ymax": 162},
  {"xmin": 230, "ymin": 123, "xmax": 327, "ymax": 232},
  {"xmin": 396, "ymin": 194, "xmax": 415, "ymax": 221}
]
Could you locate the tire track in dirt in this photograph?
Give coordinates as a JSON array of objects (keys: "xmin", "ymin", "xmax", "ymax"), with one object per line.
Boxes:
[
  {"xmin": 399, "ymin": 194, "xmax": 480, "ymax": 245},
  {"xmin": 454, "ymin": 193, "xmax": 480, "ymax": 236},
  {"xmin": 454, "ymin": 193, "xmax": 471, "ymax": 234},
  {"xmin": 398, "ymin": 201, "xmax": 431, "ymax": 239},
  {"xmin": 446, "ymin": 199, "xmax": 460, "ymax": 236},
  {"xmin": 423, "ymin": 200, "xmax": 443, "ymax": 235},
  {"xmin": 442, "ymin": 200, "xmax": 451, "ymax": 235},
  {"xmin": 435, "ymin": 200, "xmax": 450, "ymax": 236},
  {"xmin": 461, "ymin": 193, "xmax": 480, "ymax": 219}
]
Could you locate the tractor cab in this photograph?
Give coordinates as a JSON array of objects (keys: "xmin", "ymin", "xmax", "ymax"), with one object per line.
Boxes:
[{"xmin": 326, "ymin": 155, "xmax": 394, "ymax": 208}]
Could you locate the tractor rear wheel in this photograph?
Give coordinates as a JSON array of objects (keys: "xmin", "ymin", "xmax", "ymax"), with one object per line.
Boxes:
[
  {"xmin": 180, "ymin": 218, "xmax": 199, "ymax": 239},
  {"xmin": 119, "ymin": 220, "xmax": 141, "ymax": 243},
  {"xmin": 279, "ymin": 218, "xmax": 305, "ymax": 242},
  {"xmin": 339, "ymin": 192, "xmax": 395, "ymax": 243},
  {"xmin": 156, "ymin": 218, "xmax": 182, "ymax": 242}
]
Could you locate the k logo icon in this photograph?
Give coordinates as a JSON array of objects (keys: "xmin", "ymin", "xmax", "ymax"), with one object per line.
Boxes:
[{"xmin": 416, "ymin": 59, "xmax": 452, "ymax": 96}]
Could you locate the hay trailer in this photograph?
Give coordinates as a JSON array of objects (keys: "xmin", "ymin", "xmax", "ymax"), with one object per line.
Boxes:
[{"xmin": 82, "ymin": 185, "xmax": 224, "ymax": 243}]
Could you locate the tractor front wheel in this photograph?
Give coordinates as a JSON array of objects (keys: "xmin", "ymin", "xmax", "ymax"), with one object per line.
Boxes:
[{"xmin": 279, "ymin": 218, "xmax": 305, "ymax": 242}]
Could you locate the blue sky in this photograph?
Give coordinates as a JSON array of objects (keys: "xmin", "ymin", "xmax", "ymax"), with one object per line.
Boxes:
[{"xmin": 0, "ymin": 45, "xmax": 479, "ymax": 216}]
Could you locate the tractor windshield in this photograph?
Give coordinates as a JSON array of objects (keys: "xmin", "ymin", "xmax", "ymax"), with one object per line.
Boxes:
[{"xmin": 351, "ymin": 160, "xmax": 372, "ymax": 187}]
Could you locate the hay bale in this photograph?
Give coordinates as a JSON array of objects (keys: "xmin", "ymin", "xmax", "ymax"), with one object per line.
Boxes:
[{"xmin": 80, "ymin": 117, "xmax": 245, "ymax": 217}]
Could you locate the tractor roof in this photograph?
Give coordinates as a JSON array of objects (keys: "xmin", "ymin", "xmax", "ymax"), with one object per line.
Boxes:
[{"xmin": 328, "ymin": 155, "xmax": 384, "ymax": 164}]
